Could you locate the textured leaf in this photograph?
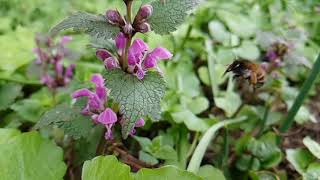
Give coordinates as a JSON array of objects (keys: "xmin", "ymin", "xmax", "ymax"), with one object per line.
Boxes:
[
  {"xmin": 82, "ymin": 156, "xmax": 133, "ymax": 180},
  {"xmin": 135, "ymin": 166, "xmax": 202, "ymax": 180},
  {"xmin": 103, "ymin": 69, "xmax": 165, "ymax": 138},
  {"xmin": 0, "ymin": 130, "xmax": 66, "ymax": 180},
  {"xmin": 0, "ymin": 83, "xmax": 22, "ymax": 111},
  {"xmin": 149, "ymin": 0, "xmax": 201, "ymax": 35},
  {"xmin": 35, "ymin": 99, "xmax": 93, "ymax": 139},
  {"xmin": 50, "ymin": 12, "xmax": 118, "ymax": 40}
]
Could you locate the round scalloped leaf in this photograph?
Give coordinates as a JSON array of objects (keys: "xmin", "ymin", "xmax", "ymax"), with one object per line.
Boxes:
[
  {"xmin": 0, "ymin": 130, "xmax": 66, "ymax": 180},
  {"xmin": 82, "ymin": 156, "xmax": 133, "ymax": 180}
]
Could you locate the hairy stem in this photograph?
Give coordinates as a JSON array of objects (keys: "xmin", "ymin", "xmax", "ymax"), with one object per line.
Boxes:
[
  {"xmin": 123, "ymin": 0, "xmax": 133, "ymax": 70},
  {"xmin": 187, "ymin": 116, "xmax": 247, "ymax": 173}
]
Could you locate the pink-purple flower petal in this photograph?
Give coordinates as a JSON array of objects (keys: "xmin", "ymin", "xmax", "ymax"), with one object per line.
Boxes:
[
  {"xmin": 96, "ymin": 49, "xmax": 112, "ymax": 61},
  {"xmin": 104, "ymin": 57, "xmax": 119, "ymax": 70},
  {"xmin": 116, "ymin": 32, "xmax": 127, "ymax": 54},
  {"xmin": 97, "ymin": 108, "xmax": 117, "ymax": 125}
]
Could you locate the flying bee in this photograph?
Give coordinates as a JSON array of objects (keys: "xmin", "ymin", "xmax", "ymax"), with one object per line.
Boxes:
[{"xmin": 224, "ymin": 59, "xmax": 266, "ymax": 89}]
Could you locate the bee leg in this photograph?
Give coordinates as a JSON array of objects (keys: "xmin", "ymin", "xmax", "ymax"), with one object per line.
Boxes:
[{"xmin": 249, "ymin": 72, "xmax": 257, "ymax": 91}]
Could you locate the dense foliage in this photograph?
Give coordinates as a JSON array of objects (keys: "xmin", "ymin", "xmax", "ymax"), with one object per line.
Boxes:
[{"xmin": 0, "ymin": 0, "xmax": 320, "ymax": 180}]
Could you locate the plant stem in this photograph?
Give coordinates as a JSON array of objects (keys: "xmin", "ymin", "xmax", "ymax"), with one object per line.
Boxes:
[
  {"xmin": 257, "ymin": 105, "xmax": 270, "ymax": 137},
  {"xmin": 279, "ymin": 53, "xmax": 320, "ymax": 133},
  {"xmin": 187, "ymin": 132, "xmax": 200, "ymax": 158},
  {"xmin": 123, "ymin": 37, "xmax": 132, "ymax": 70},
  {"xmin": 205, "ymin": 40, "xmax": 217, "ymax": 102},
  {"xmin": 187, "ymin": 116, "xmax": 247, "ymax": 173},
  {"xmin": 179, "ymin": 25, "xmax": 193, "ymax": 50},
  {"xmin": 123, "ymin": 0, "xmax": 133, "ymax": 70}
]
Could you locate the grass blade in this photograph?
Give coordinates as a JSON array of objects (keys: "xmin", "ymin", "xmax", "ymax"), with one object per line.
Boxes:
[{"xmin": 280, "ymin": 53, "xmax": 320, "ymax": 133}]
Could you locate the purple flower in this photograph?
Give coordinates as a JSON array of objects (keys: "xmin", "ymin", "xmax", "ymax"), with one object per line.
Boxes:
[
  {"xmin": 33, "ymin": 34, "xmax": 76, "ymax": 89},
  {"xmin": 130, "ymin": 118, "xmax": 145, "ymax": 135},
  {"xmin": 96, "ymin": 49, "xmax": 120, "ymax": 70},
  {"xmin": 106, "ymin": 10, "xmax": 125, "ymax": 26},
  {"xmin": 72, "ymin": 74, "xmax": 119, "ymax": 140},
  {"xmin": 127, "ymin": 39, "xmax": 172, "ymax": 79},
  {"xmin": 95, "ymin": 33, "xmax": 172, "ymax": 79},
  {"xmin": 60, "ymin": 36, "xmax": 72, "ymax": 45},
  {"xmin": 115, "ymin": 32, "xmax": 127, "ymax": 54},
  {"xmin": 72, "ymin": 74, "xmax": 107, "ymax": 114}
]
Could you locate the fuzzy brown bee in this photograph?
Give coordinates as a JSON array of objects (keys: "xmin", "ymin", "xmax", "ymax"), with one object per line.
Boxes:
[{"xmin": 224, "ymin": 59, "xmax": 266, "ymax": 89}]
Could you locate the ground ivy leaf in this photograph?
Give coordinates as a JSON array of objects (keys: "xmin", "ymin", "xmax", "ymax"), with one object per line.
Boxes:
[
  {"xmin": 0, "ymin": 83, "xmax": 22, "ymax": 111},
  {"xmin": 35, "ymin": 99, "xmax": 93, "ymax": 139},
  {"xmin": 149, "ymin": 0, "xmax": 201, "ymax": 35},
  {"xmin": 82, "ymin": 156, "xmax": 133, "ymax": 180},
  {"xmin": 50, "ymin": 12, "xmax": 118, "ymax": 40},
  {"xmin": 134, "ymin": 165, "xmax": 202, "ymax": 180},
  {"xmin": 0, "ymin": 130, "xmax": 66, "ymax": 180},
  {"xmin": 103, "ymin": 70, "xmax": 165, "ymax": 138}
]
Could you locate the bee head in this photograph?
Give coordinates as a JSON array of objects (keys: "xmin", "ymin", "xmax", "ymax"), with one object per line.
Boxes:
[{"xmin": 223, "ymin": 60, "xmax": 246, "ymax": 76}]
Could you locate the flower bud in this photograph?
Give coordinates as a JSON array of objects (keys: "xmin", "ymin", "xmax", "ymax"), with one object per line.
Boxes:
[
  {"xmin": 123, "ymin": 23, "xmax": 134, "ymax": 35},
  {"xmin": 136, "ymin": 22, "xmax": 151, "ymax": 33},
  {"xmin": 106, "ymin": 10, "xmax": 125, "ymax": 26},
  {"xmin": 136, "ymin": 5, "xmax": 153, "ymax": 20}
]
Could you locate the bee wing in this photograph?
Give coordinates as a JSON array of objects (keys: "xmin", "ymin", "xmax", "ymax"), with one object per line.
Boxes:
[
  {"xmin": 284, "ymin": 51, "xmax": 312, "ymax": 68},
  {"xmin": 256, "ymin": 31, "xmax": 280, "ymax": 49}
]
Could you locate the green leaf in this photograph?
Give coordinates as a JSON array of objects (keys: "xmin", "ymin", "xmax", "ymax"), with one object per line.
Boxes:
[
  {"xmin": 197, "ymin": 165, "xmax": 226, "ymax": 180},
  {"xmin": 134, "ymin": 166, "xmax": 202, "ymax": 180},
  {"xmin": 171, "ymin": 110, "xmax": 209, "ymax": 132},
  {"xmin": 103, "ymin": 69, "xmax": 165, "ymax": 138},
  {"xmin": 236, "ymin": 155, "xmax": 260, "ymax": 171},
  {"xmin": 139, "ymin": 151, "xmax": 159, "ymax": 165},
  {"xmin": 0, "ymin": 130, "xmax": 66, "ymax": 180},
  {"xmin": 303, "ymin": 136, "xmax": 320, "ymax": 159},
  {"xmin": 215, "ymin": 92, "xmax": 241, "ymax": 117},
  {"xmin": 82, "ymin": 156, "xmax": 133, "ymax": 180},
  {"xmin": 11, "ymin": 99, "xmax": 44, "ymax": 123},
  {"xmin": 217, "ymin": 10, "xmax": 257, "ymax": 38},
  {"xmin": 198, "ymin": 66, "xmax": 210, "ymax": 86},
  {"xmin": 149, "ymin": 0, "xmax": 201, "ymax": 35},
  {"xmin": 0, "ymin": 27, "xmax": 34, "ymax": 75},
  {"xmin": 0, "ymin": 129, "xmax": 20, "ymax": 144},
  {"xmin": 187, "ymin": 117, "xmax": 247, "ymax": 173},
  {"xmin": 35, "ymin": 100, "xmax": 93, "ymax": 139},
  {"xmin": 286, "ymin": 148, "xmax": 315, "ymax": 175},
  {"xmin": 234, "ymin": 40, "xmax": 260, "ymax": 60},
  {"xmin": 186, "ymin": 96, "xmax": 209, "ymax": 115},
  {"xmin": 133, "ymin": 136, "xmax": 152, "ymax": 152},
  {"xmin": 50, "ymin": 12, "xmax": 118, "ymax": 40},
  {"xmin": 152, "ymin": 145, "xmax": 177, "ymax": 160},
  {"xmin": 303, "ymin": 162, "xmax": 320, "ymax": 180},
  {"xmin": 0, "ymin": 83, "xmax": 22, "ymax": 111},
  {"xmin": 249, "ymin": 171, "xmax": 280, "ymax": 180}
]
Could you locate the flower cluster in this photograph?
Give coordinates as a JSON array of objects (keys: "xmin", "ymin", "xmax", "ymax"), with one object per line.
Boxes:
[
  {"xmin": 33, "ymin": 34, "xmax": 75, "ymax": 89},
  {"xmin": 257, "ymin": 31, "xmax": 311, "ymax": 73},
  {"xmin": 72, "ymin": 74, "xmax": 145, "ymax": 139},
  {"xmin": 96, "ymin": 32, "xmax": 172, "ymax": 79},
  {"xmin": 106, "ymin": 4, "xmax": 153, "ymax": 35}
]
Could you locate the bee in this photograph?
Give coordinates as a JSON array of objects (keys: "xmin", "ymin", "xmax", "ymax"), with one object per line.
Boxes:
[{"xmin": 224, "ymin": 59, "xmax": 266, "ymax": 89}]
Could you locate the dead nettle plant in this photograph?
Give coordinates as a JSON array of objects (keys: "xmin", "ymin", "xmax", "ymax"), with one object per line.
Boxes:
[{"xmin": 36, "ymin": 0, "xmax": 201, "ymax": 143}]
